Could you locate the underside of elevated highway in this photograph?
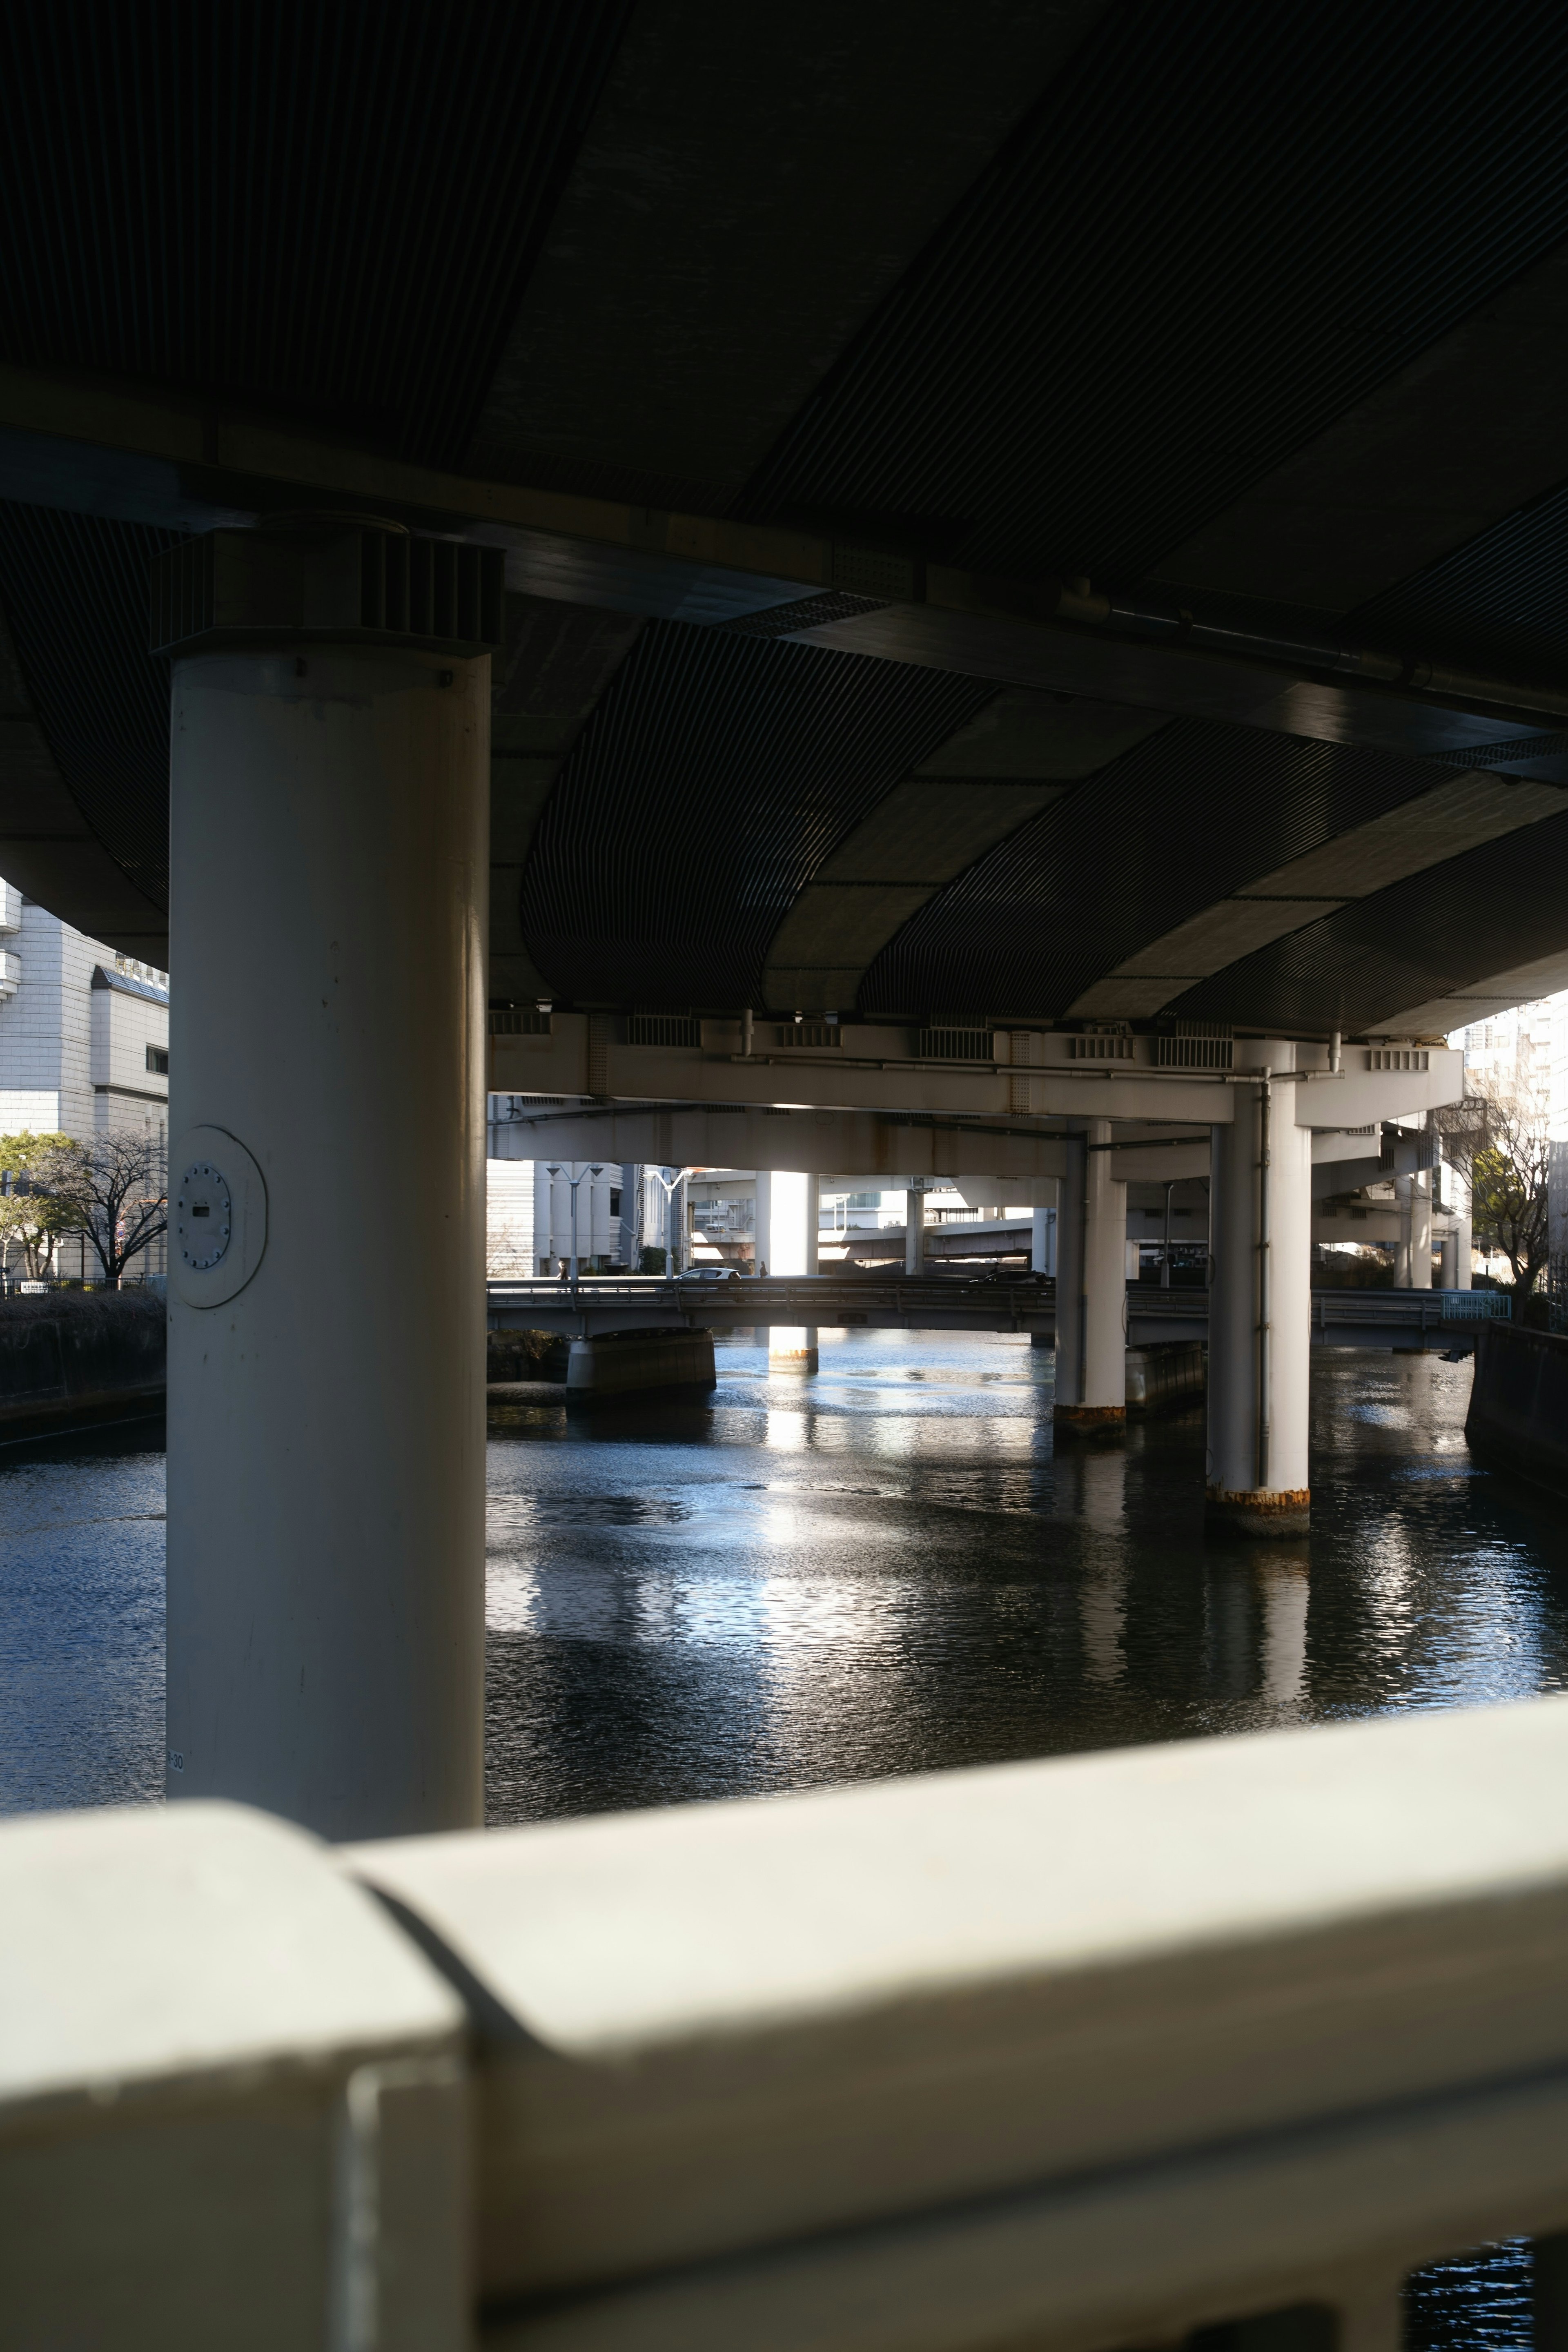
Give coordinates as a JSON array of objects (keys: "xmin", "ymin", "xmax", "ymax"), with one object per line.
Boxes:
[
  {"xmin": 21, "ymin": 18, "xmax": 1568, "ymax": 2346},
  {"xmin": 0, "ymin": 2, "xmax": 1563, "ymax": 1822}
]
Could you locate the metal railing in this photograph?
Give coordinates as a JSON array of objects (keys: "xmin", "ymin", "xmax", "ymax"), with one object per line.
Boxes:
[
  {"xmin": 488, "ymin": 1275, "xmax": 1503, "ymax": 1348},
  {"xmin": 15, "ymin": 1699, "xmax": 1568, "ymax": 2347},
  {"xmin": 1439, "ymin": 1288, "xmax": 1513, "ymax": 1321}
]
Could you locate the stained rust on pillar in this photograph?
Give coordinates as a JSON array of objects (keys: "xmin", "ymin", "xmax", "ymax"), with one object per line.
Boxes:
[{"xmin": 1205, "ymin": 1482, "xmax": 1311, "ymax": 1537}]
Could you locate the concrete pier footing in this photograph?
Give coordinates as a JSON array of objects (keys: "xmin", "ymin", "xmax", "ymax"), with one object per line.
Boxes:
[
  {"xmin": 1204, "ymin": 1483, "xmax": 1312, "ymax": 1536},
  {"xmin": 566, "ymin": 1329, "xmax": 716, "ymax": 1402},
  {"xmin": 1054, "ymin": 1401, "xmax": 1126, "ymax": 1435}
]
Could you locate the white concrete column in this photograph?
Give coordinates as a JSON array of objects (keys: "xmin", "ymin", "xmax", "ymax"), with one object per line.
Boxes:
[
  {"xmin": 1207, "ymin": 1049, "xmax": 1312, "ymax": 1535},
  {"xmin": 1394, "ymin": 1172, "xmax": 1413, "ymax": 1286},
  {"xmin": 165, "ymin": 643, "xmax": 488, "ymax": 1837},
  {"xmin": 757, "ymin": 1168, "xmax": 817, "ymax": 1371},
  {"xmin": 904, "ymin": 1181, "xmax": 926, "ymax": 1275},
  {"xmin": 1454, "ymin": 1213, "xmax": 1473, "ymax": 1288},
  {"xmin": 1031, "ymin": 1184, "xmax": 1057, "ymax": 1275},
  {"xmin": 1054, "ymin": 1121, "xmax": 1127, "ymax": 1428},
  {"xmin": 1409, "ymin": 1167, "xmax": 1432, "ymax": 1287}
]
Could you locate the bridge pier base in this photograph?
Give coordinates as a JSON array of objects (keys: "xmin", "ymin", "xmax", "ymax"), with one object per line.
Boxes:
[
  {"xmin": 1055, "ymin": 1122, "xmax": 1127, "ymax": 1431},
  {"xmin": 758, "ymin": 1170, "xmax": 818, "ymax": 1371},
  {"xmin": 1207, "ymin": 1053, "xmax": 1311, "ymax": 1536},
  {"xmin": 165, "ymin": 626, "xmax": 489, "ymax": 1839}
]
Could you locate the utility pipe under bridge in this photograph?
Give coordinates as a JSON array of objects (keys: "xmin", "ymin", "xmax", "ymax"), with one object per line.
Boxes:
[{"xmin": 487, "ymin": 1277, "xmax": 1511, "ymax": 1352}]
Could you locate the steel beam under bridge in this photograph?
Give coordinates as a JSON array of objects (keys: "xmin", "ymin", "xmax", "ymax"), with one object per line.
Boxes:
[
  {"xmin": 487, "ymin": 1278, "xmax": 1507, "ymax": 1352},
  {"xmin": 487, "ymin": 1101, "xmax": 1216, "ymax": 1183}
]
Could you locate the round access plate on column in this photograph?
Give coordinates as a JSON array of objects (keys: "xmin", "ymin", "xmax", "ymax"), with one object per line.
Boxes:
[{"xmin": 170, "ymin": 1125, "xmax": 267, "ymax": 1309}]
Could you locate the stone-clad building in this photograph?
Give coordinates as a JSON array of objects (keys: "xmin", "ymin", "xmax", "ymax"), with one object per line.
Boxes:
[{"xmin": 0, "ymin": 874, "xmax": 169, "ymax": 1279}]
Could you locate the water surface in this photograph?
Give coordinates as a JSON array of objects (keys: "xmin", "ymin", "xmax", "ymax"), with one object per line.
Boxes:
[
  {"xmin": 0, "ymin": 1338, "xmax": 1555, "ymax": 2339},
  {"xmin": 483, "ymin": 1331, "xmax": 1568, "ymax": 1821},
  {"xmin": 3, "ymin": 1336, "xmax": 1566, "ymax": 1820}
]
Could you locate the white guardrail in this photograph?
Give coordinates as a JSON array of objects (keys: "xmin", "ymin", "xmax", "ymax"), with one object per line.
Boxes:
[{"xmin": 9, "ymin": 1702, "xmax": 1568, "ymax": 2350}]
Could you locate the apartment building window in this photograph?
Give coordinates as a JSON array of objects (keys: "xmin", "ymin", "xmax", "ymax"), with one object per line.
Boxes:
[{"xmin": 146, "ymin": 1045, "xmax": 169, "ymax": 1075}]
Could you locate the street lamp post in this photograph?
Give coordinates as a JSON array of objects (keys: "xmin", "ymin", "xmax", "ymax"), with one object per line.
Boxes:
[{"xmin": 649, "ymin": 1166, "xmax": 694, "ymax": 1277}]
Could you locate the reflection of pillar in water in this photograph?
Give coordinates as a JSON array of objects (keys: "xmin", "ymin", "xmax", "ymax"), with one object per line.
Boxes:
[
  {"xmin": 1078, "ymin": 1444, "xmax": 1127, "ymax": 1532},
  {"xmin": 1258, "ymin": 1557, "xmax": 1310, "ymax": 1710},
  {"xmin": 1204, "ymin": 1560, "xmax": 1256, "ymax": 1701},
  {"xmin": 1080, "ymin": 1564, "xmax": 1129, "ymax": 1685}
]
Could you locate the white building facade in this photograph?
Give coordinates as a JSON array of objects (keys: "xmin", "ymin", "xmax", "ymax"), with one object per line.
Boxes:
[
  {"xmin": 0, "ymin": 882, "xmax": 169, "ymax": 1146},
  {"xmin": 0, "ymin": 879, "xmax": 169, "ymax": 1281}
]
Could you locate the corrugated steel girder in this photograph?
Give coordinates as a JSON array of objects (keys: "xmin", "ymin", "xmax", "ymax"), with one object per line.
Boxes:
[
  {"xmin": 738, "ymin": 0, "xmax": 1568, "ymax": 585},
  {"xmin": 519, "ymin": 621, "xmax": 996, "ymax": 1009},
  {"xmin": 859, "ymin": 722, "xmax": 1478, "ymax": 1020},
  {"xmin": 0, "ymin": 502, "xmax": 176, "ymax": 910},
  {"xmin": 0, "ymin": 0, "xmax": 632, "ymax": 471}
]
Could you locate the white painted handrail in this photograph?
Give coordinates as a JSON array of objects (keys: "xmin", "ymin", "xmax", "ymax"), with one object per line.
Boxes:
[{"xmin": 10, "ymin": 1703, "xmax": 1568, "ymax": 2348}]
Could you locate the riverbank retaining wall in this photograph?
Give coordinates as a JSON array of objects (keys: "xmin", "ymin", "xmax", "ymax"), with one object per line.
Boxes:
[
  {"xmin": 1465, "ymin": 1320, "xmax": 1568, "ymax": 1492},
  {"xmin": 0, "ymin": 1289, "xmax": 166, "ymax": 1433}
]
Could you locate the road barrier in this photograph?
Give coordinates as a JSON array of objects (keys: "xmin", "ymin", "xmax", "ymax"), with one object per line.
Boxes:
[
  {"xmin": 11, "ymin": 1701, "xmax": 1568, "ymax": 2347},
  {"xmin": 489, "ymin": 1276, "xmax": 1504, "ymax": 1353}
]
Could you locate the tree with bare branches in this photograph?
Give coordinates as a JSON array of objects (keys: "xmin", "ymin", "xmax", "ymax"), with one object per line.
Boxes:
[
  {"xmin": 0, "ymin": 1131, "xmax": 78, "ymax": 1280},
  {"xmin": 1437, "ymin": 1084, "xmax": 1550, "ymax": 1316},
  {"xmin": 34, "ymin": 1133, "xmax": 168, "ymax": 1288}
]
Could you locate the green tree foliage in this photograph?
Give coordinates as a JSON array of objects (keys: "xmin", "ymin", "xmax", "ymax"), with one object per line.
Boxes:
[
  {"xmin": 0, "ymin": 1131, "xmax": 78, "ymax": 1278},
  {"xmin": 1439, "ymin": 1086, "xmax": 1549, "ymax": 1318}
]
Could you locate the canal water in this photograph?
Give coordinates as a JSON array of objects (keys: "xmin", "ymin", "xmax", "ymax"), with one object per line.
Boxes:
[
  {"xmin": 0, "ymin": 1330, "xmax": 1559, "ymax": 2341},
  {"xmin": 2, "ymin": 1330, "xmax": 1567, "ymax": 1820}
]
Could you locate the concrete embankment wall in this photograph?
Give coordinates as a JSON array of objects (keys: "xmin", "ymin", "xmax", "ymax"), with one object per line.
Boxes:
[
  {"xmin": 1465, "ymin": 1320, "xmax": 1568, "ymax": 1492},
  {"xmin": 1125, "ymin": 1342, "xmax": 1206, "ymax": 1415},
  {"xmin": 0, "ymin": 1289, "xmax": 166, "ymax": 1433}
]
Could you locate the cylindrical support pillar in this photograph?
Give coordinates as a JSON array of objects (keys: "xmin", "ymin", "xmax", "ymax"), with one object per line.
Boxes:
[
  {"xmin": 1454, "ymin": 1214, "xmax": 1473, "ymax": 1289},
  {"xmin": 904, "ymin": 1183, "xmax": 925, "ymax": 1275},
  {"xmin": 1054, "ymin": 1120, "xmax": 1127, "ymax": 1430},
  {"xmin": 1409, "ymin": 1168, "xmax": 1433, "ymax": 1287},
  {"xmin": 1031, "ymin": 1184, "xmax": 1057, "ymax": 1276},
  {"xmin": 757, "ymin": 1168, "xmax": 817, "ymax": 1371},
  {"xmin": 1394, "ymin": 1172, "xmax": 1413, "ymax": 1286},
  {"xmin": 1440, "ymin": 1230, "xmax": 1458, "ymax": 1289},
  {"xmin": 1207, "ymin": 1059, "xmax": 1312, "ymax": 1536},
  {"xmin": 165, "ymin": 644, "xmax": 489, "ymax": 1838}
]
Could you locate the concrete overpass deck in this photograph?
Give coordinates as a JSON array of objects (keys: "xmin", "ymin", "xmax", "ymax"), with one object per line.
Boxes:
[{"xmin": 487, "ymin": 1276, "xmax": 1508, "ymax": 1353}]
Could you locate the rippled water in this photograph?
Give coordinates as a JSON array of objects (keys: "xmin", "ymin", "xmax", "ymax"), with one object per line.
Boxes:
[
  {"xmin": 0, "ymin": 1336, "xmax": 1558, "ymax": 2339},
  {"xmin": 483, "ymin": 1331, "xmax": 1568, "ymax": 1821},
  {"xmin": 2, "ymin": 1335, "xmax": 1566, "ymax": 1819}
]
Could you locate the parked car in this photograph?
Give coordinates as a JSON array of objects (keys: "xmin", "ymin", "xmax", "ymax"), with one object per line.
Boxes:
[{"xmin": 680, "ymin": 1265, "xmax": 743, "ymax": 1284}]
